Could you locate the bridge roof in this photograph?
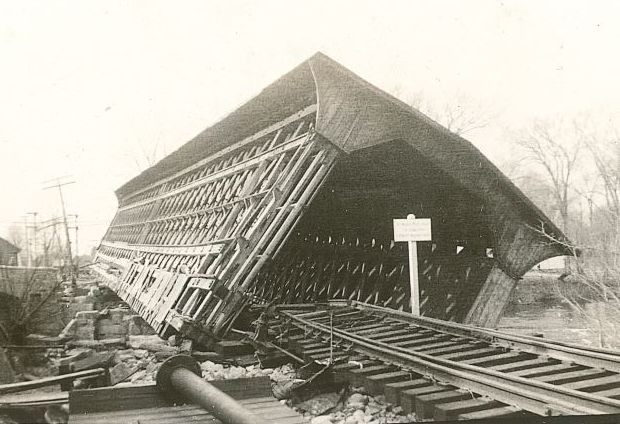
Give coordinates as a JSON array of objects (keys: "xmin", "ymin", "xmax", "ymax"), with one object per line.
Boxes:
[{"xmin": 115, "ymin": 52, "xmax": 567, "ymax": 246}]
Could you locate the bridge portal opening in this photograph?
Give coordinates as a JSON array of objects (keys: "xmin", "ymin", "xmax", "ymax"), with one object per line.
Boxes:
[{"xmin": 251, "ymin": 140, "xmax": 495, "ymax": 321}]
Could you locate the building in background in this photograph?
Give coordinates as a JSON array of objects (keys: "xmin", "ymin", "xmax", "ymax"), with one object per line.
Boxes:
[{"xmin": 0, "ymin": 237, "xmax": 20, "ymax": 266}]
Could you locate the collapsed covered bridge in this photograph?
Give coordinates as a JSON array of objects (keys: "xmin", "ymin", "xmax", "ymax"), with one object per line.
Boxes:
[{"xmin": 95, "ymin": 53, "xmax": 568, "ymax": 343}]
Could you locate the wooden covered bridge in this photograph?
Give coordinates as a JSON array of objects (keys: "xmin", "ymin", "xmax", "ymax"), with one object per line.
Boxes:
[{"xmin": 95, "ymin": 53, "xmax": 568, "ymax": 343}]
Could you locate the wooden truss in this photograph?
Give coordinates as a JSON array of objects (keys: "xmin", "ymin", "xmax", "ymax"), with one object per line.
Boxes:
[
  {"xmin": 97, "ymin": 105, "xmax": 340, "ymax": 338},
  {"xmin": 249, "ymin": 231, "xmax": 493, "ymax": 322}
]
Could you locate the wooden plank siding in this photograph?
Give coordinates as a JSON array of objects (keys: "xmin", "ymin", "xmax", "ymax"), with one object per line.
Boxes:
[{"xmin": 96, "ymin": 108, "xmax": 343, "ymax": 338}]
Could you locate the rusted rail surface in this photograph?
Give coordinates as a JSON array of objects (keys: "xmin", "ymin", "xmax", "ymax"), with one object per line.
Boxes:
[{"xmin": 276, "ymin": 303, "xmax": 620, "ymax": 418}]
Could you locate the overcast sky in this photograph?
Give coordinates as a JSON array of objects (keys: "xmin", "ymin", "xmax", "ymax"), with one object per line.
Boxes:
[{"xmin": 1, "ymin": 0, "xmax": 619, "ymax": 255}]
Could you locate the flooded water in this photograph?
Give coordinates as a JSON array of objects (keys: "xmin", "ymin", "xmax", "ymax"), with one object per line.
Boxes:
[{"xmin": 498, "ymin": 301, "xmax": 620, "ymax": 349}]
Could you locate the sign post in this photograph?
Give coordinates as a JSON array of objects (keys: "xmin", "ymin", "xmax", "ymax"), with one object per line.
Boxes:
[{"xmin": 393, "ymin": 214, "xmax": 432, "ymax": 315}]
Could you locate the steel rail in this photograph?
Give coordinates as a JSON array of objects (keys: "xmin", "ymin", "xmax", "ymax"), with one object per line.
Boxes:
[
  {"xmin": 282, "ymin": 310, "xmax": 620, "ymax": 416},
  {"xmin": 341, "ymin": 300, "xmax": 620, "ymax": 373}
]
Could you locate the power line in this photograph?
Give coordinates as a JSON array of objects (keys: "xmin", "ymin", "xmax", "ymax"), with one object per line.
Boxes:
[{"xmin": 43, "ymin": 177, "xmax": 76, "ymax": 281}]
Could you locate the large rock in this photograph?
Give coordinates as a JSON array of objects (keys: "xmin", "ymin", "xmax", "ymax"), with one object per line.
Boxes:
[
  {"xmin": 125, "ymin": 315, "xmax": 157, "ymax": 336},
  {"xmin": 127, "ymin": 335, "xmax": 166, "ymax": 349},
  {"xmin": 346, "ymin": 393, "xmax": 368, "ymax": 410},
  {"xmin": 310, "ymin": 416, "xmax": 333, "ymax": 424},
  {"xmin": 109, "ymin": 362, "xmax": 140, "ymax": 385},
  {"xmin": 113, "ymin": 349, "xmax": 136, "ymax": 364},
  {"xmin": 127, "ymin": 335, "xmax": 178, "ymax": 354},
  {"xmin": 295, "ymin": 392, "xmax": 341, "ymax": 416}
]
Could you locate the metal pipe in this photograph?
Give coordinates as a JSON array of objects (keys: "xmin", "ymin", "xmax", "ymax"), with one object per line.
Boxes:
[{"xmin": 156, "ymin": 355, "xmax": 267, "ymax": 424}]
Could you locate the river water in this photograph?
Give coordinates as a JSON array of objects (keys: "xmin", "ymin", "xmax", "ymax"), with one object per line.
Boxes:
[{"xmin": 498, "ymin": 301, "xmax": 620, "ymax": 349}]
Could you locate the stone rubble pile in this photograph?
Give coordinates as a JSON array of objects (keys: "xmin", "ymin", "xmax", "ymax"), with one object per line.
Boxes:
[
  {"xmin": 200, "ymin": 360, "xmax": 297, "ymax": 382},
  {"xmin": 304, "ymin": 389, "xmax": 417, "ymax": 424},
  {"xmin": 110, "ymin": 346, "xmax": 161, "ymax": 384},
  {"xmin": 113, "ymin": 343, "xmax": 416, "ymax": 423},
  {"xmin": 108, "ymin": 342, "xmax": 299, "ymax": 386}
]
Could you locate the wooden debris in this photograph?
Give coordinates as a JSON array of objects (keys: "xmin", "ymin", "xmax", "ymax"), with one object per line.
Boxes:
[
  {"xmin": 214, "ymin": 340, "xmax": 255, "ymax": 357},
  {"xmin": 68, "ymin": 376, "xmax": 305, "ymax": 424},
  {"xmin": 0, "ymin": 368, "xmax": 106, "ymax": 395},
  {"xmin": 0, "ymin": 391, "xmax": 69, "ymax": 407},
  {"xmin": 190, "ymin": 350, "xmax": 226, "ymax": 363}
]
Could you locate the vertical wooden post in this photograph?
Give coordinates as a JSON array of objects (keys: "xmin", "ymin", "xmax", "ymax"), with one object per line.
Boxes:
[
  {"xmin": 394, "ymin": 214, "xmax": 431, "ymax": 316},
  {"xmin": 407, "ymin": 214, "xmax": 420, "ymax": 315}
]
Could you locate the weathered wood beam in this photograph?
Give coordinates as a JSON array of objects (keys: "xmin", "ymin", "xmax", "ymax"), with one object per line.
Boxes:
[
  {"xmin": 464, "ymin": 222, "xmax": 564, "ymax": 327},
  {"xmin": 0, "ymin": 368, "xmax": 106, "ymax": 395},
  {"xmin": 464, "ymin": 265, "xmax": 517, "ymax": 327}
]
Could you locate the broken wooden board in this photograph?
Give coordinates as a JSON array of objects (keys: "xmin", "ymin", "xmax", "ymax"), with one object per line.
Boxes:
[{"xmin": 68, "ymin": 377, "xmax": 304, "ymax": 424}]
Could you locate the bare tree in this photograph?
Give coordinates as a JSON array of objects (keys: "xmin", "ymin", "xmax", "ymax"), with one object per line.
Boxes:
[
  {"xmin": 0, "ymin": 262, "xmax": 62, "ymax": 344},
  {"xmin": 533, "ymin": 227, "xmax": 620, "ymax": 348},
  {"xmin": 409, "ymin": 91, "xmax": 494, "ymax": 136},
  {"xmin": 517, "ymin": 120, "xmax": 581, "ymax": 235},
  {"xmin": 37, "ymin": 222, "xmax": 67, "ymax": 267},
  {"xmin": 7, "ymin": 224, "xmax": 23, "ymax": 250},
  {"xmin": 132, "ymin": 137, "xmax": 167, "ymax": 172},
  {"xmin": 578, "ymin": 122, "xmax": 620, "ymax": 241},
  {"xmin": 515, "ymin": 121, "xmax": 582, "ymax": 272},
  {"xmin": 513, "ymin": 171, "xmax": 557, "ymax": 218}
]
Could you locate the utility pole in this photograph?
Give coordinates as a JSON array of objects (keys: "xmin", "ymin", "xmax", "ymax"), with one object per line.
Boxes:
[
  {"xmin": 27, "ymin": 212, "xmax": 38, "ymax": 266},
  {"xmin": 74, "ymin": 215, "xmax": 78, "ymax": 265},
  {"xmin": 69, "ymin": 214, "xmax": 79, "ymax": 267},
  {"xmin": 43, "ymin": 177, "xmax": 76, "ymax": 282},
  {"xmin": 37, "ymin": 217, "xmax": 62, "ymax": 267},
  {"xmin": 23, "ymin": 216, "xmax": 31, "ymax": 267}
]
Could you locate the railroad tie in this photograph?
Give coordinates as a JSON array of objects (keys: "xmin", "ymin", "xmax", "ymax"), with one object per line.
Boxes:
[
  {"xmin": 414, "ymin": 389, "xmax": 479, "ymax": 419},
  {"xmin": 346, "ymin": 364, "xmax": 397, "ymax": 387},
  {"xmin": 433, "ymin": 397, "xmax": 503, "ymax": 421},
  {"xmin": 400, "ymin": 384, "xmax": 454, "ymax": 415},
  {"xmin": 458, "ymin": 405, "xmax": 527, "ymax": 420},
  {"xmin": 384, "ymin": 378, "xmax": 432, "ymax": 405},
  {"xmin": 361, "ymin": 370, "xmax": 414, "ymax": 395}
]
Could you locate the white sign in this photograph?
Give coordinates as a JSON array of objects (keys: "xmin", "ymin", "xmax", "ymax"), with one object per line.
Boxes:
[
  {"xmin": 393, "ymin": 214, "xmax": 432, "ymax": 316},
  {"xmin": 393, "ymin": 218, "xmax": 432, "ymax": 242}
]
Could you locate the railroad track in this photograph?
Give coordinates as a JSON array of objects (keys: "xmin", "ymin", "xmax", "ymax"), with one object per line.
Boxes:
[{"xmin": 270, "ymin": 300, "xmax": 620, "ymax": 421}]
